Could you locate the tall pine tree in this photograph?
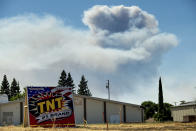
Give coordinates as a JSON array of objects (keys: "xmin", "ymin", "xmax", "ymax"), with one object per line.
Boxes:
[
  {"xmin": 77, "ymin": 75, "xmax": 92, "ymax": 96},
  {"xmin": 58, "ymin": 70, "xmax": 67, "ymax": 87},
  {"xmin": 66, "ymin": 73, "xmax": 75, "ymax": 94},
  {"xmin": 1, "ymin": 75, "xmax": 10, "ymax": 100},
  {"xmin": 10, "ymin": 78, "xmax": 20, "ymax": 98},
  {"xmin": 158, "ymin": 77, "xmax": 164, "ymax": 121}
]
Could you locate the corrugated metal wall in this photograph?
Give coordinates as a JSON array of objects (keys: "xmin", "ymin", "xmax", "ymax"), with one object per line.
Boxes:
[
  {"xmin": 73, "ymin": 96, "xmax": 84, "ymax": 124},
  {"xmin": 74, "ymin": 95, "xmax": 143, "ymax": 124},
  {"xmin": 106, "ymin": 102, "xmax": 123, "ymax": 123},
  {"xmin": 86, "ymin": 99, "xmax": 104, "ymax": 124},
  {"xmin": 0, "ymin": 102, "xmax": 23, "ymax": 125},
  {"xmin": 171, "ymin": 106, "xmax": 196, "ymax": 122},
  {"xmin": 0, "ymin": 95, "xmax": 143, "ymax": 125},
  {"xmin": 126, "ymin": 105, "xmax": 142, "ymax": 122}
]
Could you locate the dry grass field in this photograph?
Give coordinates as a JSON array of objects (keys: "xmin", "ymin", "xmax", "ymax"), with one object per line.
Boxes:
[{"xmin": 0, "ymin": 122, "xmax": 196, "ymax": 131}]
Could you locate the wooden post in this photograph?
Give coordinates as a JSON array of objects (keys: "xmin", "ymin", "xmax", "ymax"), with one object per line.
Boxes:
[
  {"xmin": 23, "ymin": 89, "xmax": 28, "ymax": 127},
  {"xmin": 52, "ymin": 117, "xmax": 56, "ymax": 128},
  {"xmin": 106, "ymin": 80, "xmax": 110, "ymax": 100}
]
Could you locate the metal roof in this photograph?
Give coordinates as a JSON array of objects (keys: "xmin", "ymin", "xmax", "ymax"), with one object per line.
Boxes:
[
  {"xmin": 74, "ymin": 94, "xmax": 141, "ymax": 107},
  {"xmin": 0, "ymin": 94, "xmax": 141, "ymax": 108},
  {"xmin": 171, "ymin": 101, "xmax": 196, "ymax": 108}
]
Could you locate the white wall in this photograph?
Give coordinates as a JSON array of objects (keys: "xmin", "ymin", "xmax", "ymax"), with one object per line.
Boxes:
[
  {"xmin": 172, "ymin": 106, "xmax": 196, "ymax": 122},
  {"xmin": 0, "ymin": 102, "xmax": 21, "ymax": 125},
  {"xmin": 73, "ymin": 96, "xmax": 84, "ymax": 124},
  {"xmin": 106, "ymin": 102, "xmax": 123, "ymax": 123},
  {"xmin": 0, "ymin": 94, "xmax": 8, "ymax": 103},
  {"xmin": 126, "ymin": 105, "xmax": 142, "ymax": 122},
  {"xmin": 86, "ymin": 99, "xmax": 104, "ymax": 124},
  {"xmin": 0, "ymin": 105, "xmax": 1, "ymax": 124}
]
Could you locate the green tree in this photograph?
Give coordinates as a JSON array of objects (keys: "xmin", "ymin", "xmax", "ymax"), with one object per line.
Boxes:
[
  {"xmin": 163, "ymin": 103, "xmax": 173, "ymax": 121},
  {"xmin": 77, "ymin": 75, "xmax": 92, "ymax": 96},
  {"xmin": 66, "ymin": 73, "xmax": 75, "ymax": 94},
  {"xmin": 10, "ymin": 88, "xmax": 25, "ymax": 101},
  {"xmin": 10, "ymin": 78, "xmax": 20, "ymax": 98},
  {"xmin": 1, "ymin": 75, "xmax": 10, "ymax": 100},
  {"xmin": 141, "ymin": 101, "xmax": 158, "ymax": 120},
  {"xmin": 142, "ymin": 100, "xmax": 173, "ymax": 121},
  {"xmin": 157, "ymin": 77, "xmax": 164, "ymax": 121},
  {"xmin": 154, "ymin": 102, "xmax": 173, "ymax": 121},
  {"xmin": 58, "ymin": 70, "xmax": 67, "ymax": 87}
]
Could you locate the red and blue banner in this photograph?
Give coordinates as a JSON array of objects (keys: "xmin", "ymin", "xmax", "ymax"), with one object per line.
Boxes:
[{"xmin": 27, "ymin": 86, "xmax": 75, "ymax": 127}]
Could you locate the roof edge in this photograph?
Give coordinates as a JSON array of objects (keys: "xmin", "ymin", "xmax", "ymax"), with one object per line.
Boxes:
[
  {"xmin": 0, "ymin": 94, "xmax": 141, "ymax": 108},
  {"xmin": 73, "ymin": 94, "xmax": 141, "ymax": 107}
]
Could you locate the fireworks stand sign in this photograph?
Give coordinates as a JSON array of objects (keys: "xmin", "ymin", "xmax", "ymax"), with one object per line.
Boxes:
[{"xmin": 25, "ymin": 86, "xmax": 75, "ymax": 127}]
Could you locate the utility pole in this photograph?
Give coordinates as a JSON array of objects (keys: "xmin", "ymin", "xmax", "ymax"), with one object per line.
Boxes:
[{"xmin": 106, "ymin": 80, "xmax": 110, "ymax": 100}]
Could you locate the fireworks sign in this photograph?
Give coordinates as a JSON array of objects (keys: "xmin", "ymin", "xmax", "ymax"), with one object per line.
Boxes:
[{"xmin": 27, "ymin": 86, "xmax": 75, "ymax": 127}]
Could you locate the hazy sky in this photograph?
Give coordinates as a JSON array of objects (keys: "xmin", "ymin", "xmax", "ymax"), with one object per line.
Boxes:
[{"xmin": 0, "ymin": 0, "xmax": 196, "ymax": 105}]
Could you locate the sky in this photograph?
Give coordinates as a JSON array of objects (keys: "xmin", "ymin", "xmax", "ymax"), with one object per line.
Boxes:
[{"xmin": 0, "ymin": 0, "xmax": 196, "ymax": 105}]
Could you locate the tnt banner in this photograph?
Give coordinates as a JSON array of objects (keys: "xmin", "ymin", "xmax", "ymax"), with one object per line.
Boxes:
[{"xmin": 27, "ymin": 86, "xmax": 75, "ymax": 127}]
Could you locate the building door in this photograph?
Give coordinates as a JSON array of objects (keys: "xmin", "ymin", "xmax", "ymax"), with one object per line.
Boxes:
[{"xmin": 2, "ymin": 112, "xmax": 13, "ymax": 125}]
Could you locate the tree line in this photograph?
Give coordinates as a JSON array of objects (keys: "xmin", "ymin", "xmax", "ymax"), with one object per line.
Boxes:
[
  {"xmin": 0, "ymin": 75, "xmax": 23, "ymax": 101},
  {"xmin": 0, "ymin": 71, "xmax": 172, "ymax": 122},
  {"xmin": 57, "ymin": 70, "xmax": 92, "ymax": 96},
  {"xmin": 0, "ymin": 70, "xmax": 92, "ymax": 101}
]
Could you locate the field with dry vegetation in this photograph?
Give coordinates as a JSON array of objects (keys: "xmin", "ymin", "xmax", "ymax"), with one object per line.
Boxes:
[{"xmin": 0, "ymin": 122, "xmax": 196, "ymax": 131}]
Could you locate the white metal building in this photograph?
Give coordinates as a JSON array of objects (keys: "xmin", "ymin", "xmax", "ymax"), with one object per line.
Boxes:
[
  {"xmin": 0, "ymin": 94, "xmax": 144, "ymax": 125},
  {"xmin": 0, "ymin": 94, "xmax": 8, "ymax": 103},
  {"xmin": 74, "ymin": 94, "xmax": 144, "ymax": 124},
  {"xmin": 0, "ymin": 100, "xmax": 23, "ymax": 125},
  {"xmin": 171, "ymin": 101, "xmax": 196, "ymax": 122}
]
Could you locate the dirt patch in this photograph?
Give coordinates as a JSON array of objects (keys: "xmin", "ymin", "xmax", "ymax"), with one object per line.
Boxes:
[{"xmin": 0, "ymin": 122, "xmax": 196, "ymax": 131}]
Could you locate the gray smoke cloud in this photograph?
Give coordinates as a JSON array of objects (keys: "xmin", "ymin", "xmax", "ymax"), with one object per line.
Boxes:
[
  {"xmin": 83, "ymin": 5, "xmax": 158, "ymax": 33},
  {"xmin": 0, "ymin": 5, "xmax": 179, "ymax": 103}
]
